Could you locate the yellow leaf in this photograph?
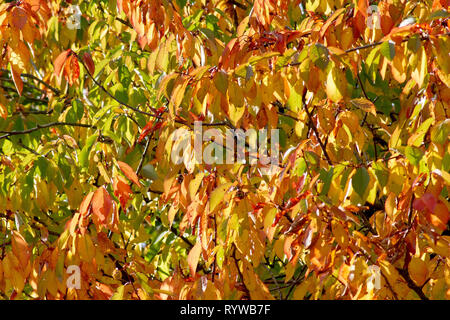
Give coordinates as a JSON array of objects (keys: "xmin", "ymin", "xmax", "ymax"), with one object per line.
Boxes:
[
  {"xmin": 293, "ymin": 277, "xmax": 312, "ymax": 300},
  {"xmin": 331, "ymin": 220, "xmax": 348, "ymax": 249},
  {"xmin": 411, "ymin": 46, "xmax": 427, "ymax": 88},
  {"xmin": 325, "ymin": 63, "xmax": 346, "ymax": 102},
  {"xmin": 189, "ymin": 173, "xmax": 204, "ymax": 200},
  {"xmin": 209, "ymin": 182, "xmax": 233, "ymax": 212},
  {"xmin": 408, "ymin": 257, "xmax": 428, "ymax": 287}
]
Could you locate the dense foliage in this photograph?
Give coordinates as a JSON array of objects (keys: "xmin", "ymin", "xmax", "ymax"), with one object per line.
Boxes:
[{"xmin": 0, "ymin": 0, "xmax": 449, "ymax": 300}]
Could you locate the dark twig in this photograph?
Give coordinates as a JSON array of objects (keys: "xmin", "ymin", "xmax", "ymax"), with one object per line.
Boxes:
[
  {"xmin": 301, "ymin": 89, "xmax": 332, "ymax": 165},
  {"xmin": 0, "ymin": 122, "xmax": 96, "ymax": 140}
]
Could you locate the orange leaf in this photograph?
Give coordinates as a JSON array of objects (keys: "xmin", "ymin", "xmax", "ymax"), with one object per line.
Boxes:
[
  {"xmin": 54, "ymin": 49, "xmax": 71, "ymax": 77},
  {"xmin": 117, "ymin": 161, "xmax": 141, "ymax": 187},
  {"xmin": 113, "ymin": 175, "xmax": 132, "ymax": 209},
  {"xmin": 11, "ymin": 231, "xmax": 30, "ymax": 270},
  {"xmin": 10, "ymin": 65, "xmax": 23, "ymax": 96},
  {"xmin": 187, "ymin": 241, "xmax": 202, "ymax": 277},
  {"xmin": 80, "ymin": 191, "xmax": 94, "ymax": 217},
  {"xmin": 66, "ymin": 55, "xmax": 80, "ymax": 86},
  {"xmin": 91, "ymin": 186, "xmax": 113, "ymax": 226},
  {"xmin": 430, "ymin": 203, "xmax": 450, "ymax": 232}
]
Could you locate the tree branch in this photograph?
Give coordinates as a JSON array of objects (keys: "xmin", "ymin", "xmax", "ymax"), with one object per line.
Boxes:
[
  {"xmin": 396, "ymin": 267, "xmax": 429, "ymax": 300},
  {"xmin": 301, "ymin": 89, "xmax": 332, "ymax": 165},
  {"xmin": 75, "ymin": 53, "xmax": 157, "ymax": 118},
  {"xmin": 0, "ymin": 122, "xmax": 96, "ymax": 140}
]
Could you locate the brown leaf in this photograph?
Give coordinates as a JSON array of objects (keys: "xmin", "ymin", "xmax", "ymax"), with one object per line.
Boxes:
[
  {"xmin": 350, "ymin": 98, "xmax": 377, "ymax": 116},
  {"xmin": 82, "ymin": 52, "xmax": 95, "ymax": 75},
  {"xmin": 10, "ymin": 7, "xmax": 27, "ymax": 30}
]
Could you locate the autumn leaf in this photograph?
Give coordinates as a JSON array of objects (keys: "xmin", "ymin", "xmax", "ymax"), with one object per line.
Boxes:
[
  {"xmin": 54, "ymin": 49, "xmax": 71, "ymax": 78},
  {"xmin": 113, "ymin": 175, "xmax": 132, "ymax": 209},
  {"xmin": 91, "ymin": 186, "xmax": 113, "ymax": 226},
  {"xmin": 187, "ymin": 241, "xmax": 202, "ymax": 277},
  {"xmin": 117, "ymin": 161, "xmax": 141, "ymax": 187},
  {"xmin": 11, "ymin": 231, "xmax": 30, "ymax": 270},
  {"xmin": 137, "ymin": 120, "xmax": 154, "ymax": 143},
  {"xmin": 82, "ymin": 52, "xmax": 96, "ymax": 75},
  {"xmin": 350, "ymin": 98, "xmax": 377, "ymax": 116},
  {"xmin": 1, "ymin": 0, "xmax": 449, "ymax": 301},
  {"xmin": 10, "ymin": 7, "xmax": 27, "ymax": 30},
  {"xmin": 79, "ymin": 191, "xmax": 93, "ymax": 211}
]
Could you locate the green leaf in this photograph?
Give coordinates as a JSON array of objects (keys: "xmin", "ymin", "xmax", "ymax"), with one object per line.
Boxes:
[
  {"xmin": 431, "ymin": 119, "xmax": 449, "ymax": 145},
  {"xmin": 372, "ymin": 161, "xmax": 389, "ymax": 187},
  {"xmin": 319, "ymin": 168, "xmax": 334, "ymax": 196},
  {"xmin": 352, "ymin": 167, "xmax": 370, "ymax": 200},
  {"xmin": 380, "ymin": 41, "xmax": 396, "ymax": 61},
  {"xmin": 407, "ymin": 35, "xmax": 421, "ymax": 53},
  {"xmin": 111, "ymin": 83, "xmax": 128, "ymax": 104},
  {"xmin": 66, "ymin": 99, "xmax": 84, "ymax": 123},
  {"xmin": 79, "ymin": 134, "xmax": 97, "ymax": 168},
  {"xmin": 287, "ymin": 82, "xmax": 302, "ymax": 112},
  {"xmin": 310, "ymin": 43, "xmax": 329, "ymax": 70},
  {"xmin": 294, "ymin": 157, "xmax": 307, "ymax": 176},
  {"xmin": 405, "ymin": 146, "xmax": 424, "ymax": 166},
  {"xmin": 214, "ymin": 70, "xmax": 228, "ymax": 94},
  {"xmin": 118, "ymin": 64, "xmax": 132, "ymax": 88},
  {"xmin": 428, "ymin": 9, "xmax": 450, "ymax": 21}
]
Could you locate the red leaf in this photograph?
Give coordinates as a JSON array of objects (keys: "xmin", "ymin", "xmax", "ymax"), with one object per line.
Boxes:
[
  {"xmin": 82, "ymin": 52, "xmax": 95, "ymax": 75},
  {"xmin": 252, "ymin": 202, "xmax": 265, "ymax": 213},
  {"xmin": 117, "ymin": 161, "xmax": 141, "ymax": 187},
  {"xmin": 413, "ymin": 193, "xmax": 437, "ymax": 212},
  {"xmin": 137, "ymin": 120, "xmax": 154, "ymax": 143}
]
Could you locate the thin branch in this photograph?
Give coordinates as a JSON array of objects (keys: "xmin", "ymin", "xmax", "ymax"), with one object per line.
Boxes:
[
  {"xmin": 115, "ymin": 17, "xmax": 133, "ymax": 29},
  {"xmin": 0, "ymin": 69, "xmax": 61, "ymax": 95},
  {"xmin": 136, "ymin": 137, "xmax": 151, "ymax": 176},
  {"xmin": 229, "ymin": 0, "xmax": 247, "ymax": 10},
  {"xmin": 232, "ymin": 245, "xmax": 251, "ymax": 298},
  {"xmin": 154, "ymin": 216, "xmax": 194, "ymax": 248},
  {"xmin": 396, "ymin": 267, "xmax": 429, "ymax": 300},
  {"xmin": 301, "ymin": 90, "xmax": 332, "ymax": 165},
  {"xmin": 75, "ymin": 53, "xmax": 157, "ymax": 118},
  {"xmin": 345, "ymin": 41, "xmax": 383, "ymax": 54},
  {"xmin": 0, "ymin": 122, "xmax": 96, "ymax": 140}
]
